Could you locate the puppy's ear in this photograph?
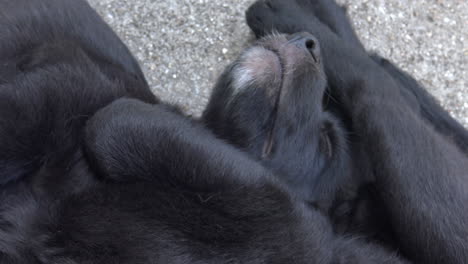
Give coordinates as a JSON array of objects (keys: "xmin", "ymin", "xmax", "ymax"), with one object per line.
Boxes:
[{"xmin": 85, "ymin": 98, "xmax": 271, "ymax": 190}]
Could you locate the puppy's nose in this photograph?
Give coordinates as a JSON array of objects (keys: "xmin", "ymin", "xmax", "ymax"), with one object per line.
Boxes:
[{"xmin": 287, "ymin": 32, "xmax": 320, "ymax": 62}]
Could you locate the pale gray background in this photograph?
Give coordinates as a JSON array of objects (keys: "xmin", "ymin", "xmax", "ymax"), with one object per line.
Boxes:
[{"xmin": 88, "ymin": 0, "xmax": 467, "ymax": 126}]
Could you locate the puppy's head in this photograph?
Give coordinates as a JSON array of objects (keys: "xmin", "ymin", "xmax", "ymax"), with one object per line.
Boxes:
[{"xmin": 204, "ymin": 33, "xmax": 350, "ymax": 207}]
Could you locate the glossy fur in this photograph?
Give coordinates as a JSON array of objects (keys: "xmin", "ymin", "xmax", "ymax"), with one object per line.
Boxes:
[
  {"xmin": 0, "ymin": 0, "xmax": 466, "ymax": 263},
  {"xmin": 245, "ymin": 0, "xmax": 468, "ymax": 263}
]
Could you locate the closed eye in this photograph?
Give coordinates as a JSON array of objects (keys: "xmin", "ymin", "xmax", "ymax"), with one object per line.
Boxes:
[{"xmin": 320, "ymin": 122, "xmax": 334, "ymax": 159}]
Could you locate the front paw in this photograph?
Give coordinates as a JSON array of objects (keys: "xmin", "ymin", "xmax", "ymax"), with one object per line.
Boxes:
[
  {"xmin": 246, "ymin": 0, "xmax": 311, "ymax": 37},
  {"xmin": 247, "ymin": 0, "xmax": 334, "ymax": 42}
]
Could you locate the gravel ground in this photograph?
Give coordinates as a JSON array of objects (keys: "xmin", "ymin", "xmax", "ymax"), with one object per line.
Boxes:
[{"xmin": 88, "ymin": 0, "xmax": 467, "ymax": 126}]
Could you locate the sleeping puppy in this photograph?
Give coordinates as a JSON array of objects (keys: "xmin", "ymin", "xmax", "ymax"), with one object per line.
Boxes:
[
  {"xmin": 204, "ymin": 0, "xmax": 462, "ymax": 248},
  {"xmin": 0, "ymin": 0, "xmax": 412, "ymax": 263},
  {"xmin": 242, "ymin": 0, "xmax": 468, "ymax": 263},
  {"xmin": 201, "ymin": 32, "xmax": 378, "ymax": 241},
  {"xmin": 203, "ymin": 32, "xmax": 352, "ymax": 209},
  {"xmin": 0, "ymin": 0, "xmax": 466, "ymax": 263}
]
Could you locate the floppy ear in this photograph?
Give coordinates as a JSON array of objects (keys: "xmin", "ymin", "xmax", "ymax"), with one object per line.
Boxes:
[{"xmin": 84, "ymin": 98, "xmax": 272, "ymax": 190}]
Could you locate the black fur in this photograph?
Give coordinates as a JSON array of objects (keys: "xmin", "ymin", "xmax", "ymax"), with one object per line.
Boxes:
[
  {"xmin": 0, "ymin": 0, "xmax": 404, "ymax": 263},
  {"xmin": 0, "ymin": 0, "xmax": 157, "ymax": 186},
  {"xmin": 0, "ymin": 0, "xmax": 466, "ymax": 263},
  {"xmin": 244, "ymin": 0, "xmax": 468, "ymax": 263}
]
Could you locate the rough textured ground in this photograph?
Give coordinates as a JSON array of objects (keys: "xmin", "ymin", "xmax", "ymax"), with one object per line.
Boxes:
[{"xmin": 88, "ymin": 0, "xmax": 467, "ymax": 126}]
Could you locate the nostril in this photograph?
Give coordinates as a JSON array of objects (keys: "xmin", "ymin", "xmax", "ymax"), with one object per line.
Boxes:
[
  {"xmin": 304, "ymin": 37, "xmax": 320, "ymax": 62},
  {"xmin": 305, "ymin": 39, "xmax": 316, "ymax": 51},
  {"xmin": 287, "ymin": 33, "xmax": 321, "ymax": 61}
]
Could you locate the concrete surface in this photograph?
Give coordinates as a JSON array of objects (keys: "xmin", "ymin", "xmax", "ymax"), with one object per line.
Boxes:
[{"xmin": 88, "ymin": 0, "xmax": 467, "ymax": 126}]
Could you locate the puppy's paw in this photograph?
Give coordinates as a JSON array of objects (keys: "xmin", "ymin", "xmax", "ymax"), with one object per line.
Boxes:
[
  {"xmin": 246, "ymin": 0, "xmax": 313, "ymax": 37},
  {"xmin": 304, "ymin": 0, "xmax": 364, "ymax": 49},
  {"xmin": 302, "ymin": 0, "xmax": 350, "ymax": 34},
  {"xmin": 247, "ymin": 0, "xmax": 364, "ymax": 49}
]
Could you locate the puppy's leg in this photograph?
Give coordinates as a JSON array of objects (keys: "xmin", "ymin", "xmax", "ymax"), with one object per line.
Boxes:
[
  {"xmin": 246, "ymin": 1, "xmax": 468, "ymax": 263},
  {"xmin": 300, "ymin": 0, "xmax": 365, "ymax": 50},
  {"xmin": 263, "ymin": 0, "xmax": 468, "ymax": 153},
  {"xmin": 310, "ymin": 0, "xmax": 468, "ymax": 152},
  {"xmin": 84, "ymin": 98, "xmax": 408, "ymax": 263},
  {"xmin": 251, "ymin": 0, "xmax": 468, "ymax": 154},
  {"xmin": 371, "ymin": 55, "xmax": 468, "ymax": 153},
  {"xmin": 0, "ymin": 0, "xmax": 157, "ymax": 186}
]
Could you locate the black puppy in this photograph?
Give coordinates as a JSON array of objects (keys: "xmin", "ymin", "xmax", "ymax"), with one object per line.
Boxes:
[
  {"xmin": 0, "ymin": 0, "xmax": 465, "ymax": 264},
  {"xmin": 0, "ymin": 0, "xmax": 413, "ymax": 263},
  {"xmin": 204, "ymin": 0, "xmax": 467, "ymax": 250},
  {"xmin": 238, "ymin": 0, "xmax": 468, "ymax": 263},
  {"xmin": 203, "ymin": 32, "xmax": 352, "ymax": 208}
]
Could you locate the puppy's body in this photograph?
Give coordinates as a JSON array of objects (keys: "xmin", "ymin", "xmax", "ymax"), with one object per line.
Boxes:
[
  {"xmin": 0, "ymin": 0, "xmax": 407, "ymax": 263},
  {"xmin": 0, "ymin": 0, "xmax": 156, "ymax": 186},
  {"xmin": 0, "ymin": 0, "xmax": 466, "ymax": 263}
]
